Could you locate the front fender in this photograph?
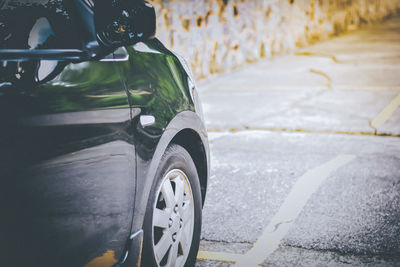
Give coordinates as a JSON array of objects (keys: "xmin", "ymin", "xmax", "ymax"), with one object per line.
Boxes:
[{"xmin": 131, "ymin": 110, "xmax": 209, "ymax": 234}]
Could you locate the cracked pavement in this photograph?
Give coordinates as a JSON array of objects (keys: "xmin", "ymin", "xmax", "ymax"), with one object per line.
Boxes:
[{"xmin": 195, "ymin": 17, "xmax": 400, "ymax": 266}]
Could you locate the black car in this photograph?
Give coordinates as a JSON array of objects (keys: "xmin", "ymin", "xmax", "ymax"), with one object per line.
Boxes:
[{"xmin": 0, "ymin": 1, "xmax": 209, "ymax": 266}]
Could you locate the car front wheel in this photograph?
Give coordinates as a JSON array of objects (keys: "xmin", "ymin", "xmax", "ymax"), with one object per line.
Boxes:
[{"xmin": 142, "ymin": 144, "xmax": 202, "ymax": 267}]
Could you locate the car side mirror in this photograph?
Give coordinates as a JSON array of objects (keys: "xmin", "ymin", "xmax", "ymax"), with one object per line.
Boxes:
[{"xmin": 94, "ymin": 0, "xmax": 156, "ymax": 48}]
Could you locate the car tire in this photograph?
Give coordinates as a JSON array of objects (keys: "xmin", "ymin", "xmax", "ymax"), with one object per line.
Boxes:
[{"xmin": 141, "ymin": 144, "xmax": 202, "ymax": 267}]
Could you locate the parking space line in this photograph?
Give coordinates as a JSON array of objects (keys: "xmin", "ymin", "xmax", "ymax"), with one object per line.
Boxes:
[
  {"xmin": 197, "ymin": 250, "xmax": 242, "ymax": 262},
  {"xmin": 335, "ymin": 86, "xmax": 400, "ymax": 91},
  {"xmin": 207, "ymin": 127, "xmax": 380, "ymax": 137},
  {"xmin": 231, "ymin": 154, "xmax": 356, "ymax": 267},
  {"xmin": 84, "ymin": 250, "xmax": 118, "ymax": 267},
  {"xmin": 371, "ymin": 93, "xmax": 400, "ymax": 129}
]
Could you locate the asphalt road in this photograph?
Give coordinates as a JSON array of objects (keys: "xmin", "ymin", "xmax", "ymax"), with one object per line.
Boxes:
[{"xmin": 195, "ymin": 17, "xmax": 400, "ymax": 267}]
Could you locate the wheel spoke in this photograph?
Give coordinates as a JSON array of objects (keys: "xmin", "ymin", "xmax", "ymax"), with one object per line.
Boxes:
[
  {"xmin": 167, "ymin": 240, "xmax": 179, "ymax": 267},
  {"xmin": 162, "ymin": 179, "xmax": 176, "ymax": 208},
  {"xmin": 153, "ymin": 208, "xmax": 170, "ymax": 229},
  {"xmin": 179, "ymin": 228, "xmax": 190, "ymax": 256},
  {"xmin": 181, "ymin": 203, "xmax": 192, "ymax": 223},
  {"xmin": 154, "ymin": 231, "xmax": 172, "ymax": 263},
  {"xmin": 174, "ymin": 175, "xmax": 184, "ymax": 209},
  {"xmin": 152, "ymin": 169, "xmax": 195, "ymax": 267}
]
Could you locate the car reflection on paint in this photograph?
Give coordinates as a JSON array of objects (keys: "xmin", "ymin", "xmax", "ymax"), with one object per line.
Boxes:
[{"xmin": 0, "ymin": 0, "xmax": 209, "ymax": 266}]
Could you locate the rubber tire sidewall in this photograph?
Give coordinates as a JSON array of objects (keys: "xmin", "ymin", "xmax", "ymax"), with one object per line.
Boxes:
[{"xmin": 141, "ymin": 144, "xmax": 202, "ymax": 267}]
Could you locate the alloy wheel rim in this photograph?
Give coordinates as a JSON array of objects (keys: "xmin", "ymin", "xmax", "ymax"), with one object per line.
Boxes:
[{"xmin": 152, "ymin": 169, "xmax": 195, "ymax": 267}]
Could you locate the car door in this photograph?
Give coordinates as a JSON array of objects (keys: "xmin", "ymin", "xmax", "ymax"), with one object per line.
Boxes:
[{"xmin": 0, "ymin": 40, "xmax": 137, "ymax": 267}]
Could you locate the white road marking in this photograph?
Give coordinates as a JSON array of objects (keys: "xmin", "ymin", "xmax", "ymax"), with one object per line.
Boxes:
[
  {"xmin": 232, "ymin": 154, "xmax": 356, "ymax": 267},
  {"xmin": 371, "ymin": 93, "xmax": 400, "ymax": 129}
]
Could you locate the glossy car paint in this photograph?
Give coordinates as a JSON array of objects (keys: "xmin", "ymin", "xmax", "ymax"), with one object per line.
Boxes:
[
  {"xmin": 118, "ymin": 39, "xmax": 210, "ymax": 266},
  {"xmin": 0, "ymin": 2, "xmax": 209, "ymax": 267}
]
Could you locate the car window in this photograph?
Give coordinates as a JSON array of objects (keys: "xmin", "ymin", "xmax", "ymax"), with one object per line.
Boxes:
[
  {"xmin": 0, "ymin": 0, "xmax": 79, "ymax": 49},
  {"xmin": 0, "ymin": 1, "xmax": 83, "ymax": 86}
]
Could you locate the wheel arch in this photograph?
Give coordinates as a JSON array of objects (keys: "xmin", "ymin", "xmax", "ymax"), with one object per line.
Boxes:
[
  {"xmin": 132, "ymin": 111, "xmax": 209, "ymax": 232},
  {"xmin": 171, "ymin": 128, "xmax": 208, "ymax": 205},
  {"xmin": 126, "ymin": 110, "xmax": 209, "ymax": 265}
]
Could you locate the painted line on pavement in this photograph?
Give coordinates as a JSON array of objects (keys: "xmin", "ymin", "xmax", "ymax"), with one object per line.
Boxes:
[
  {"xmin": 230, "ymin": 154, "xmax": 356, "ymax": 267},
  {"xmin": 295, "ymin": 51, "xmax": 339, "ymax": 62},
  {"xmin": 84, "ymin": 250, "xmax": 118, "ymax": 267},
  {"xmin": 371, "ymin": 93, "xmax": 400, "ymax": 129},
  {"xmin": 197, "ymin": 250, "xmax": 242, "ymax": 262},
  {"xmin": 207, "ymin": 126, "xmax": 400, "ymax": 137},
  {"xmin": 309, "ymin": 68, "xmax": 332, "ymax": 89},
  {"xmin": 335, "ymin": 85, "xmax": 400, "ymax": 91},
  {"xmin": 208, "ymin": 127, "xmax": 376, "ymax": 136}
]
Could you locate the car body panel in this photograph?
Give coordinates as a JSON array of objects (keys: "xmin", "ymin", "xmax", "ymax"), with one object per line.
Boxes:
[
  {"xmin": 0, "ymin": 57, "xmax": 136, "ymax": 266},
  {"xmin": 117, "ymin": 39, "xmax": 210, "ymax": 265},
  {"xmin": 0, "ymin": 1, "xmax": 209, "ymax": 266},
  {"xmin": 0, "ymin": 42, "xmax": 209, "ymax": 267}
]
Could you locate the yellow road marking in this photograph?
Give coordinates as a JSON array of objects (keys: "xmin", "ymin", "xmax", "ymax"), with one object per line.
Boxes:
[
  {"xmin": 197, "ymin": 250, "xmax": 243, "ymax": 262},
  {"xmin": 335, "ymin": 85, "xmax": 400, "ymax": 91},
  {"xmin": 84, "ymin": 250, "xmax": 118, "ymax": 267},
  {"xmin": 295, "ymin": 52, "xmax": 339, "ymax": 63},
  {"xmin": 309, "ymin": 69, "xmax": 332, "ymax": 88},
  {"xmin": 231, "ymin": 154, "xmax": 356, "ymax": 267},
  {"xmin": 198, "ymin": 85, "xmax": 400, "ymax": 92},
  {"xmin": 371, "ymin": 93, "xmax": 400, "ymax": 129},
  {"xmin": 207, "ymin": 127, "xmax": 382, "ymax": 137},
  {"xmin": 309, "ymin": 69, "xmax": 332, "ymax": 82}
]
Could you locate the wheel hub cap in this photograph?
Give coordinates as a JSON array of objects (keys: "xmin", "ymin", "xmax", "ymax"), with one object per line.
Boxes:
[
  {"xmin": 169, "ymin": 213, "xmax": 181, "ymax": 233},
  {"xmin": 152, "ymin": 169, "xmax": 195, "ymax": 267}
]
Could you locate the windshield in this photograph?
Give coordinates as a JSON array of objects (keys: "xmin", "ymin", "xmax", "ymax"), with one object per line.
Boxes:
[{"xmin": 0, "ymin": 0, "xmax": 80, "ymax": 86}]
